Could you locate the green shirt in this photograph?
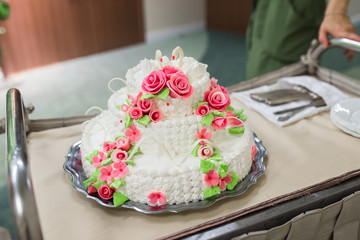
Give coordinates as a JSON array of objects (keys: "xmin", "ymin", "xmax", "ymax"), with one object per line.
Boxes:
[{"xmin": 246, "ymin": 0, "xmax": 325, "ymax": 79}]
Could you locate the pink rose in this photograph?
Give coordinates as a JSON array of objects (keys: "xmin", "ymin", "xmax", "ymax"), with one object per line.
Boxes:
[
  {"xmin": 137, "ymin": 99, "xmax": 153, "ymax": 113},
  {"xmin": 226, "ymin": 111, "xmax": 243, "ymax": 127},
  {"xmin": 141, "ymin": 70, "xmax": 167, "ymax": 94},
  {"xmin": 98, "ymin": 185, "xmax": 115, "ymax": 200},
  {"xmin": 162, "ymin": 65, "xmax": 181, "ymax": 80},
  {"xmin": 195, "ymin": 105, "xmax": 209, "ymax": 116},
  {"xmin": 204, "ymin": 169, "xmax": 219, "ymax": 187},
  {"xmin": 111, "ymin": 149, "xmax": 128, "ymax": 162},
  {"xmin": 116, "ymin": 137, "xmax": 131, "ymax": 151},
  {"xmin": 166, "ymin": 73, "xmax": 194, "ymax": 99},
  {"xmin": 219, "ymin": 174, "xmax": 232, "ymax": 190},
  {"xmin": 203, "ymin": 86, "xmax": 231, "ymax": 111},
  {"xmin": 129, "ymin": 107, "xmax": 143, "ymax": 120},
  {"xmin": 197, "ymin": 144, "xmax": 214, "ymax": 159},
  {"xmin": 211, "ymin": 116, "xmax": 228, "ymax": 130},
  {"xmin": 87, "ymin": 182, "xmax": 97, "ymax": 194},
  {"xmin": 149, "ymin": 110, "xmax": 162, "ymax": 122},
  {"xmin": 148, "ymin": 192, "xmax": 166, "ymax": 205},
  {"xmin": 210, "ymin": 77, "xmax": 218, "ymax": 90}
]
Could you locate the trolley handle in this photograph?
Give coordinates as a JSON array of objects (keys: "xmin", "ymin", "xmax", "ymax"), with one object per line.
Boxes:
[{"xmin": 329, "ymin": 38, "xmax": 360, "ymax": 53}]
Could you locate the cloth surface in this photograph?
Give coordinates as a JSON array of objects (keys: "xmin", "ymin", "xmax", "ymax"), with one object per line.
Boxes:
[
  {"xmin": 232, "ymin": 76, "xmax": 350, "ymax": 126},
  {"xmin": 27, "ymin": 97, "xmax": 360, "ymax": 240},
  {"xmin": 0, "ymin": 227, "xmax": 12, "ymax": 240},
  {"xmin": 234, "ymin": 191, "xmax": 360, "ymax": 240},
  {"xmin": 246, "ymin": 0, "xmax": 325, "ymax": 79}
]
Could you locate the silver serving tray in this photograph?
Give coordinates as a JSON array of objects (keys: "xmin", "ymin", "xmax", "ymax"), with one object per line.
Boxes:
[{"xmin": 63, "ymin": 133, "xmax": 267, "ymax": 214}]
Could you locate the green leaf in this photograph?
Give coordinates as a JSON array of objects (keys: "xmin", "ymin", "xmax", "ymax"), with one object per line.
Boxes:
[
  {"xmin": 83, "ymin": 177, "xmax": 97, "ymax": 188},
  {"xmin": 226, "ymin": 106, "xmax": 235, "ymax": 111},
  {"xmin": 207, "ymin": 153, "xmax": 222, "ymax": 162},
  {"xmin": 85, "ymin": 150, "xmax": 98, "ymax": 163},
  {"xmin": 125, "ymin": 98, "xmax": 130, "ymax": 106},
  {"xmin": 201, "ymin": 114, "xmax": 214, "ymax": 126},
  {"xmin": 218, "ymin": 164, "xmax": 229, "ymax": 178},
  {"xmin": 125, "ymin": 114, "xmax": 132, "ymax": 128},
  {"xmin": 212, "ymin": 111, "xmax": 225, "ymax": 117},
  {"xmin": 107, "ymin": 149, "xmax": 115, "ymax": 158},
  {"xmin": 239, "ymin": 114, "xmax": 248, "ymax": 121},
  {"xmin": 125, "ymin": 160, "xmax": 135, "ymax": 166},
  {"xmin": 203, "ymin": 186, "xmax": 221, "ymax": 198},
  {"xmin": 92, "ymin": 180, "xmax": 107, "ymax": 190},
  {"xmin": 113, "ymin": 193, "xmax": 129, "ymax": 207},
  {"xmin": 91, "ymin": 168, "xmax": 101, "ymax": 179},
  {"xmin": 101, "ymin": 158, "xmax": 113, "ymax": 166},
  {"xmin": 136, "ymin": 115, "xmax": 151, "ymax": 125},
  {"xmin": 115, "ymin": 135, "xmax": 127, "ymax": 140},
  {"xmin": 228, "ymin": 127, "xmax": 245, "ymax": 135},
  {"xmin": 127, "ymin": 146, "xmax": 141, "ymax": 157},
  {"xmin": 157, "ymin": 87, "xmax": 170, "ymax": 100},
  {"xmin": 140, "ymin": 94, "xmax": 155, "ymax": 100},
  {"xmin": 193, "ymin": 102, "xmax": 208, "ymax": 110},
  {"xmin": 191, "ymin": 143, "xmax": 201, "ymax": 157},
  {"xmin": 226, "ymin": 172, "xmax": 240, "ymax": 190},
  {"xmin": 233, "ymin": 109, "xmax": 244, "ymax": 116},
  {"xmin": 200, "ymin": 159, "xmax": 215, "ymax": 173},
  {"xmin": 189, "ymin": 77, "xmax": 193, "ymax": 84},
  {"xmin": 109, "ymin": 179, "xmax": 125, "ymax": 189},
  {"xmin": 116, "ymin": 105, "xmax": 122, "ymax": 110}
]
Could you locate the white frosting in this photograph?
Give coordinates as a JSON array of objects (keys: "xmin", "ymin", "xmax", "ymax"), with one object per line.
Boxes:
[{"xmin": 81, "ymin": 47, "xmax": 253, "ymax": 205}]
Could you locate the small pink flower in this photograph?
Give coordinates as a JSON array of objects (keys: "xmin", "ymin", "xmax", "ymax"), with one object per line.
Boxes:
[
  {"xmin": 149, "ymin": 110, "xmax": 162, "ymax": 122},
  {"xmin": 211, "ymin": 116, "xmax": 228, "ymax": 130},
  {"xmin": 125, "ymin": 125, "xmax": 141, "ymax": 142},
  {"xmin": 162, "ymin": 65, "xmax": 181, "ymax": 81},
  {"xmin": 251, "ymin": 145, "xmax": 257, "ymax": 161},
  {"xmin": 98, "ymin": 185, "xmax": 115, "ymax": 200},
  {"xmin": 127, "ymin": 94, "xmax": 136, "ymax": 106},
  {"xmin": 92, "ymin": 151, "xmax": 107, "ymax": 168},
  {"xmin": 129, "ymin": 107, "xmax": 143, "ymax": 120},
  {"xmin": 116, "ymin": 137, "xmax": 131, "ymax": 151},
  {"xmin": 166, "ymin": 73, "xmax": 194, "ymax": 99},
  {"xmin": 196, "ymin": 128, "xmax": 212, "ymax": 141},
  {"xmin": 112, "ymin": 161, "xmax": 128, "ymax": 178},
  {"xmin": 99, "ymin": 165, "xmax": 113, "ymax": 183},
  {"xmin": 103, "ymin": 142, "xmax": 116, "ymax": 153},
  {"xmin": 120, "ymin": 104, "xmax": 131, "ymax": 113},
  {"xmin": 198, "ymin": 144, "xmax": 214, "ymax": 159},
  {"xmin": 142, "ymin": 70, "xmax": 167, "ymax": 94},
  {"xmin": 203, "ymin": 86, "xmax": 231, "ymax": 112},
  {"xmin": 111, "ymin": 149, "xmax": 128, "ymax": 162},
  {"xmin": 219, "ymin": 174, "xmax": 232, "ymax": 190},
  {"xmin": 87, "ymin": 182, "xmax": 97, "ymax": 194},
  {"xmin": 195, "ymin": 104, "xmax": 210, "ymax": 116},
  {"xmin": 210, "ymin": 77, "xmax": 218, "ymax": 90},
  {"xmin": 204, "ymin": 169, "xmax": 219, "ymax": 187},
  {"xmin": 226, "ymin": 111, "xmax": 244, "ymax": 127},
  {"xmin": 148, "ymin": 192, "xmax": 166, "ymax": 205},
  {"xmin": 137, "ymin": 99, "xmax": 153, "ymax": 113}
]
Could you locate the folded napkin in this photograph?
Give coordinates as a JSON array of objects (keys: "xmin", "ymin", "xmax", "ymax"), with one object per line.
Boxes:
[{"xmin": 232, "ymin": 76, "xmax": 350, "ymax": 127}]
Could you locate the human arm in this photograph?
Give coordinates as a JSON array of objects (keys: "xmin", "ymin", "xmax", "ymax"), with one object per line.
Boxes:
[{"xmin": 318, "ymin": 0, "xmax": 360, "ymax": 60}]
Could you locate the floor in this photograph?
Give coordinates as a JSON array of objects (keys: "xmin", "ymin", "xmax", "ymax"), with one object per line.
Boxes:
[{"xmin": 0, "ymin": 27, "xmax": 359, "ymax": 239}]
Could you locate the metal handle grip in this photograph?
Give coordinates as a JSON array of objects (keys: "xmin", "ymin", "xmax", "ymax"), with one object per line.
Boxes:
[
  {"xmin": 6, "ymin": 88, "xmax": 43, "ymax": 240},
  {"xmin": 329, "ymin": 38, "xmax": 360, "ymax": 53}
]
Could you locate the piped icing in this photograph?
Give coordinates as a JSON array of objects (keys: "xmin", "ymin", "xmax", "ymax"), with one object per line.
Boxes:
[{"xmin": 81, "ymin": 47, "xmax": 254, "ymax": 206}]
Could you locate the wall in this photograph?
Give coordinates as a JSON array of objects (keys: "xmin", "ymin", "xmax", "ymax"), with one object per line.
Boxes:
[
  {"xmin": 349, "ymin": 0, "xmax": 360, "ymax": 21},
  {"xmin": 143, "ymin": 0, "xmax": 205, "ymax": 42}
]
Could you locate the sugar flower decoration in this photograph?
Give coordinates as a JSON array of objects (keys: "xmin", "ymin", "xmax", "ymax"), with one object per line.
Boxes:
[
  {"xmin": 103, "ymin": 142, "xmax": 116, "ymax": 153},
  {"xmin": 129, "ymin": 107, "xmax": 143, "ymax": 120},
  {"xmin": 149, "ymin": 110, "xmax": 162, "ymax": 122},
  {"xmin": 112, "ymin": 161, "xmax": 128, "ymax": 178},
  {"xmin": 198, "ymin": 144, "xmax": 214, "ymax": 159},
  {"xmin": 116, "ymin": 137, "xmax": 131, "ymax": 151},
  {"xmin": 98, "ymin": 185, "xmax": 115, "ymax": 200},
  {"xmin": 111, "ymin": 149, "xmax": 128, "ymax": 162},
  {"xmin": 211, "ymin": 116, "xmax": 228, "ymax": 130},
  {"xmin": 148, "ymin": 192, "xmax": 166, "ymax": 205},
  {"xmin": 87, "ymin": 182, "xmax": 97, "ymax": 194},
  {"xmin": 195, "ymin": 104, "xmax": 210, "ymax": 117},
  {"xmin": 92, "ymin": 151, "xmax": 107, "ymax": 168},
  {"xmin": 99, "ymin": 165, "xmax": 114, "ymax": 184},
  {"xmin": 204, "ymin": 169, "xmax": 219, "ymax": 187},
  {"xmin": 219, "ymin": 174, "xmax": 232, "ymax": 190},
  {"xmin": 125, "ymin": 125, "xmax": 141, "ymax": 142},
  {"xmin": 251, "ymin": 145, "xmax": 257, "ymax": 161},
  {"xmin": 196, "ymin": 128, "xmax": 212, "ymax": 141}
]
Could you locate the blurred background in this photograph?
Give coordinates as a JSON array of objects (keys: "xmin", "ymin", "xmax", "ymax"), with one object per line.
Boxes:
[{"xmin": 0, "ymin": 0, "xmax": 359, "ymax": 239}]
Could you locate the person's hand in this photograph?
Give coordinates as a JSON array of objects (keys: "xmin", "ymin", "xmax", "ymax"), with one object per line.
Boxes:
[{"xmin": 318, "ymin": 14, "xmax": 360, "ymax": 61}]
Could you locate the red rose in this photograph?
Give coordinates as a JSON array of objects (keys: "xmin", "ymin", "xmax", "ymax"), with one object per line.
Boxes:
[
  {"xmin": 142, "ymin": 70, "xmax": 167, "ymax": 94},
  {"xmin": 98, "ymin": 185, "xmax": 115, "ymax": 200},
  {"xmin": 129, "ymin": 107, "xmax": 143, "ymax": 120},
  {"xmin": 203, "ymin": 86, "xmax": 231, "ymax": 111},
  {"xmin": 166, "ymin": 73, "xmax": 194, "ymax": 99},
  {"xmin": 211, "ymin": 116, "xmax": 228, "ymax": 130},
  {"xmin": 162, "ymin": 65, "xmax": 181, "ymax": 80},
  {"xmin": 137, "ymin": 99, "xmax": 153, "ymax": 113},
  {"xmin": 195, "ymin": 105, "xmax": 210, "ymax": 116}
]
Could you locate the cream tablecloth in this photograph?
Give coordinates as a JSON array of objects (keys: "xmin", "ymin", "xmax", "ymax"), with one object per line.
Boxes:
[{"xmin": 27, "ymin": 97, "xmax": 360, "ymax": 240}]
